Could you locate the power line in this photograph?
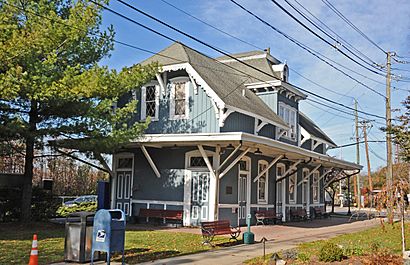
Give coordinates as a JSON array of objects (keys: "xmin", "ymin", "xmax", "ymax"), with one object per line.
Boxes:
[
  {"xmin": 269, "ymin": 0, "xmax": 385, "ymax": 75},
  {"xmin": 321, "ymin": 0, "xmax": 386, "ymax": 54},
  {"xmin": 6, "ymin": 0, "xmax": 388, "ymax": 123},
  {"xmin": 290, "ymin": 0, "xmax": 379, "ymax": 67},
  {"xmin": 110, "ymin": 0, "xmax": 389, "ymax": 118},
  {"xmin": 290, "ymin": 69, "xmax": 354, "ymax": 99},
  {"xmin": 160, "ymin": 0, "xmax": 369, "ymax": 100},
  {"xmin": 6, "ymin": 0, "xmax": 393, "ymax": 140},
  {"xmin": 159, "ymin": 0, "xmax": 262, "ymax": 51},
  {"xmin": 276, "ymin": 0, "xmax": 385, "ymax": 74},
  {"xmin": 159, "ymin": 0, "xmax": 407, "ymax": 98},
  {"xmin": 331, "ymin": 140, "xmax": 386, "ymax": 149},
  {"xmin": 229, "ymin": 0, "xmax": 386, "ymax": 98}
]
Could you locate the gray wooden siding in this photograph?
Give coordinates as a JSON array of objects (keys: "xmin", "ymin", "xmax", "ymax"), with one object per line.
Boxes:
[
  {"xmin": 145, "ymin": 81, "xmax": 219, "ymax": 134},
  {"xmin": 277, "ymin": 92, "xmax": 298, "ymax": 109},
  {"xmin": 258, "ymin": 124, "xmax": 276, "ymax": 139},
  {"xmin": 221, "ymin": 112, "xmax": 255, "ymax": 134},
  {"xmin": 132, "ymin": 147, "xmax": 192, "ymax": 203}
]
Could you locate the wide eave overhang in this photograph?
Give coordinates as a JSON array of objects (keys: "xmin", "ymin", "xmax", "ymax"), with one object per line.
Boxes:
[{"xmin": 128, "ymin": 132, "xmax": 362, "ymax": 171}]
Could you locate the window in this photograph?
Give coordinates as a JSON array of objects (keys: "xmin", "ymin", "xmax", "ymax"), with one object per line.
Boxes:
[
  {"xmin": 258, "ymin": 161, "xmax": 268, "ymax": 203},
  {"xmin": 141, "ymin": 83, "xmax": 159, "ymax": 121},
  {"xmin": 278, "ymin": 103, "xmax": 297, "ymax": 140},
  {"xmin": 189, "ymin": 156, "xmax": 213, "ymax": 168},
  {"xmin": 117, "ymin": 158, "xmax": 133, "ymax": 169},
  {"xmin": 312, "ymin": 171, "xmax": 320, "ymax": 202},
  {"xmin": 289, "ymin": 173, "xmax": 296, "ymax": 203},
  {"xmin": 276, "ymin": 164, "xmax": 285, "ymax": 203},
  {"xmin": 170, "ymin": 77, "xmax": 189, "ymax": 119}
]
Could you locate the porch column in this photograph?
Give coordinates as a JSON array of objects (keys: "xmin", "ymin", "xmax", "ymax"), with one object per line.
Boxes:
[{"xmin": 213, "ymin": 145, "xmax": 221, "ymax": 221}]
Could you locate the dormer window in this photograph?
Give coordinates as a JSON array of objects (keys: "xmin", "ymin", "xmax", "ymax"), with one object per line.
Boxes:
[
  {"xmin": 141, "ymin": 82, "xmax": 159, "ymax": 121},
  {"xmin": 170, "ymin": 77, "xmax": 190, "ymax": 120},
  {"xmin": 278, "ymin": 103, "xmax": 297, "ymax": 140}
]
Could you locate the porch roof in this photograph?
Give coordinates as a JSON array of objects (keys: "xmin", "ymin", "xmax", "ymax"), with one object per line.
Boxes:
[{"xmin": 130, "ymin": 132, "xmax": 362, "ymax": 171}]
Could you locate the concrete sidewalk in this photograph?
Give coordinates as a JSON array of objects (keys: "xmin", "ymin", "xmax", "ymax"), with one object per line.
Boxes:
[{"xmin": 140, "ymin": 217, "xmax": 380, "ymax": 265}]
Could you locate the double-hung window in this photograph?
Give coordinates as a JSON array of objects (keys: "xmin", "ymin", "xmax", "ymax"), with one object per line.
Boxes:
[
  {"xmin": 312, "ymin": 171, "xmax": 320, "ymax": 202},
  {"xmin": 257, "ymin": 160, "xmax": 268, "ymax": 203},
  {"xmin": 170, "ymin": 77, "xmax": 189, "ymax": 119},
  {"xmin": 141, "ymin": 82, "xmax": 159, "ymax": 121},
  {"xmin": 278, "ymin": 103, "xmax": 297, "ymax": 140}
]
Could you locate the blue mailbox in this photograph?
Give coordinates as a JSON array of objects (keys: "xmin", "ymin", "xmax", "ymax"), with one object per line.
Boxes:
[{"xmin": 91, "ymin": 209, "xmax": 126, "ymax": 265}]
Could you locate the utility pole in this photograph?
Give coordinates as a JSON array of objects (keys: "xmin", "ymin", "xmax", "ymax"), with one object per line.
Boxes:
[
  {"xmin": 354, "ymin": 100, "xmax": 361, "ymax": 208},
  {"xmin": 386, "ymin": 52, "xmax": 394, "ymax": 221},
  {"xmin": 360, "ymin": 120, "xmax": 373, "ymax": 191}
]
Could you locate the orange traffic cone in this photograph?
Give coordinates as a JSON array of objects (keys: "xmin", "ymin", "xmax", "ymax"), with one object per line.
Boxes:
[{"xmin": 28, "ymin": 234, "xmax": 38, "ymax": 265}]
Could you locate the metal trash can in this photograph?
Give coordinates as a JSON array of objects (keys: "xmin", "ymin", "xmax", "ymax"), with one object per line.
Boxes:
[
  {"xmin": 64, "ymin": 211, "xmax": 99, "ymax": 263},
  {"xmin": 91, "ymin": 209, "xmax": 126, "ymax": 265}
]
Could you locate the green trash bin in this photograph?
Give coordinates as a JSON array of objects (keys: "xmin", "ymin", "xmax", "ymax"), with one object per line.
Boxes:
[{"xmin": 243, "ymin": 214, "xmax": 254, "ymax": 244}]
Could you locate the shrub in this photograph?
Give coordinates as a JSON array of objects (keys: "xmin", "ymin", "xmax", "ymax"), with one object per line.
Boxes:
[
  {"xmin": 318, "ymin": 242, "xmax": 344, "ymax": 262},
  {"xmin": 56, "ymin": 202, "xmax": 97, "ymax": 217},
  {"xmin": 297, "ymin": 252, "xmax": 310, "ymax": 262},
  {"xmin": 343, "ymin": 244, "xmax": 364, "ymax": 256},
  {"xmin": 282, "ymin": 249, "xmax": 298, "ymax": 260},
  {"xmin": 370, "ymin": 242, "xmax": 381, "ymax": 253},
  {"xmin": 31, "ymin": 187, "xmax": 61, "ymax": 221}
]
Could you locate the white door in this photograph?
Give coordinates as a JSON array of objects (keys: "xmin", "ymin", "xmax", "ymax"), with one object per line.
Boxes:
[
  {"xmin": 116, "ymin": 171, "xmax": 132, "ymax": 216},
  {"xmin": 191, "ymin": 172, "xmax": 210, "ymax": 225}
]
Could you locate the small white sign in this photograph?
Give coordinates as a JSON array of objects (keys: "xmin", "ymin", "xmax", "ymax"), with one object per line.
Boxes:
[{"xmin": 96, "ymin": 230, "xmax": 106, "ymax": 243}]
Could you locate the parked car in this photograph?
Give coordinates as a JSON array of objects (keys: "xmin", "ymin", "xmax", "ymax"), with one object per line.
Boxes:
[{"xmin": 64, "ymin": 195, "xmax": 97, "ymax": 207}]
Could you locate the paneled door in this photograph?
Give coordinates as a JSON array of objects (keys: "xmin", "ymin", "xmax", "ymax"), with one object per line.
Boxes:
[
  {"xmin": 116, "ymin": 171, "xmax": 132, "ymax": 216},
  {"xmin": 191, "ymin": 171, "xmax": 210, "ymax": 226},
  {"xmin": 238, "ymin": 173, "xmax": 248, "ymax": 226}
]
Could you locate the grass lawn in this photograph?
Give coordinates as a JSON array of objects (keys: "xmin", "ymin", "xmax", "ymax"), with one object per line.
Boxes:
[
  {"xmin": 246, "ymin": 222, "xmax": 407, "ymax": 264},
  {"xmin": 0, "ymin": 222, "xmax": 232, "ymax": 264}
]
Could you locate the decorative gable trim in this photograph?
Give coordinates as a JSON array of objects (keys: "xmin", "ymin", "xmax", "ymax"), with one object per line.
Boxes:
[{"xmin": 162, "ymin": 63, "xmax": 225, "ymax": 109}]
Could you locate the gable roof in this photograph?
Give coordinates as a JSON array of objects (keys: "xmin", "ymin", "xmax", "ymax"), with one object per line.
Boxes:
[
  {"xmin": 299, "ymin": 112, "xmax": 337, "ymax": 146},
  {"xmin": 141, "ymin": 42, "xmax": 288, "ymax": 129}
]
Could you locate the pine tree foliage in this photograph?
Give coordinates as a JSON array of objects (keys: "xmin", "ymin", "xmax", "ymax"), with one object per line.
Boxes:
[
  {"xmin": 390, "ymin": 96, "xmax": 410, "ymax": 162},
  {"xmin": 0, "ymin": 0, "xmax": 158, "ymax": 221}
]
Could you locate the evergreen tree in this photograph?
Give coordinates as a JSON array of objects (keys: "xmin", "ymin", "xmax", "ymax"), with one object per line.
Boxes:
[
  {"xmin": 0, "ymin": 0, "xmax": 158, "ymax": 222},
  {"xmin": 390, "ymin": 96, "xmax": 410, "ymax": 162}
]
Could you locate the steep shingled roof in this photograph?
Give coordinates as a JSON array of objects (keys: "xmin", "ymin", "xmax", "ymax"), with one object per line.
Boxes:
[
  {"xmin": 299, "ymin": 112, "xmax": 336, "ymax": 146},
  {"xmin": 141, "ymin": 42, "xmax": 288, "ymax": 128}
]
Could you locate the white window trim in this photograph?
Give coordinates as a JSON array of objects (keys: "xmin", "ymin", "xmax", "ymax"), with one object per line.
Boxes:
[
  {"xmin": 257, "ymin": 160, "xmax": 269, "ymax": 204},
  {"xmin": 289, "ymin": 172, "xmax": 297, "ymax": 204},
  {"xmin": 277, "ymin": 102, "xmax": 297, "ymax": 141},
  {"xmin": 141, "ymin": 81, "xmax": 160, "ymax": 121},
  {"xmin": 169, "ymin": 77, "xmax": 190, "ymax": 120},
  {"xmin": 312, "ymin": 170, "xmax": 320, "ymax": 203}
]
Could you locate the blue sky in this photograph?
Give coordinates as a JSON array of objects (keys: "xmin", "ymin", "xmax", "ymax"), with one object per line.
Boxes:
[{"xmin": 99, "ymin": 0, "xmax": 410, "ymax": 172}]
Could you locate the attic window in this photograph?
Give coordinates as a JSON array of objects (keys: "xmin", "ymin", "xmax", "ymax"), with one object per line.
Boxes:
[
  {"xmin": 278, "ymin": 103, "xmax": 297, "ymax": 140},
  {"xmin": 170, "ymin": 77, "xmax": 189, "ymax": 120},
  {"xmin": 141, "ymin": 83, "xmax": 159, "ymax": 121}
]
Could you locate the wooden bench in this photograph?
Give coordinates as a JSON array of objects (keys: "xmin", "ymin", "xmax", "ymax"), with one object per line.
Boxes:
[
  {"xmin": 255, "ymin": 209, "xmax": 283, "ymax": 225},
  {"xmin": 201, "ymin": 220, "xmax": 241, "ymax": 245},
  {"xmin": 290, "ymin": 208, "xmax": 309, "ymax": 221},
  {"xmin": 139, "ymin": 208, "xmax": 183, "ymax": 225},
  {"xmin": 312, "ymin": 207, "xmax": 330, "ymax": 219}
]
